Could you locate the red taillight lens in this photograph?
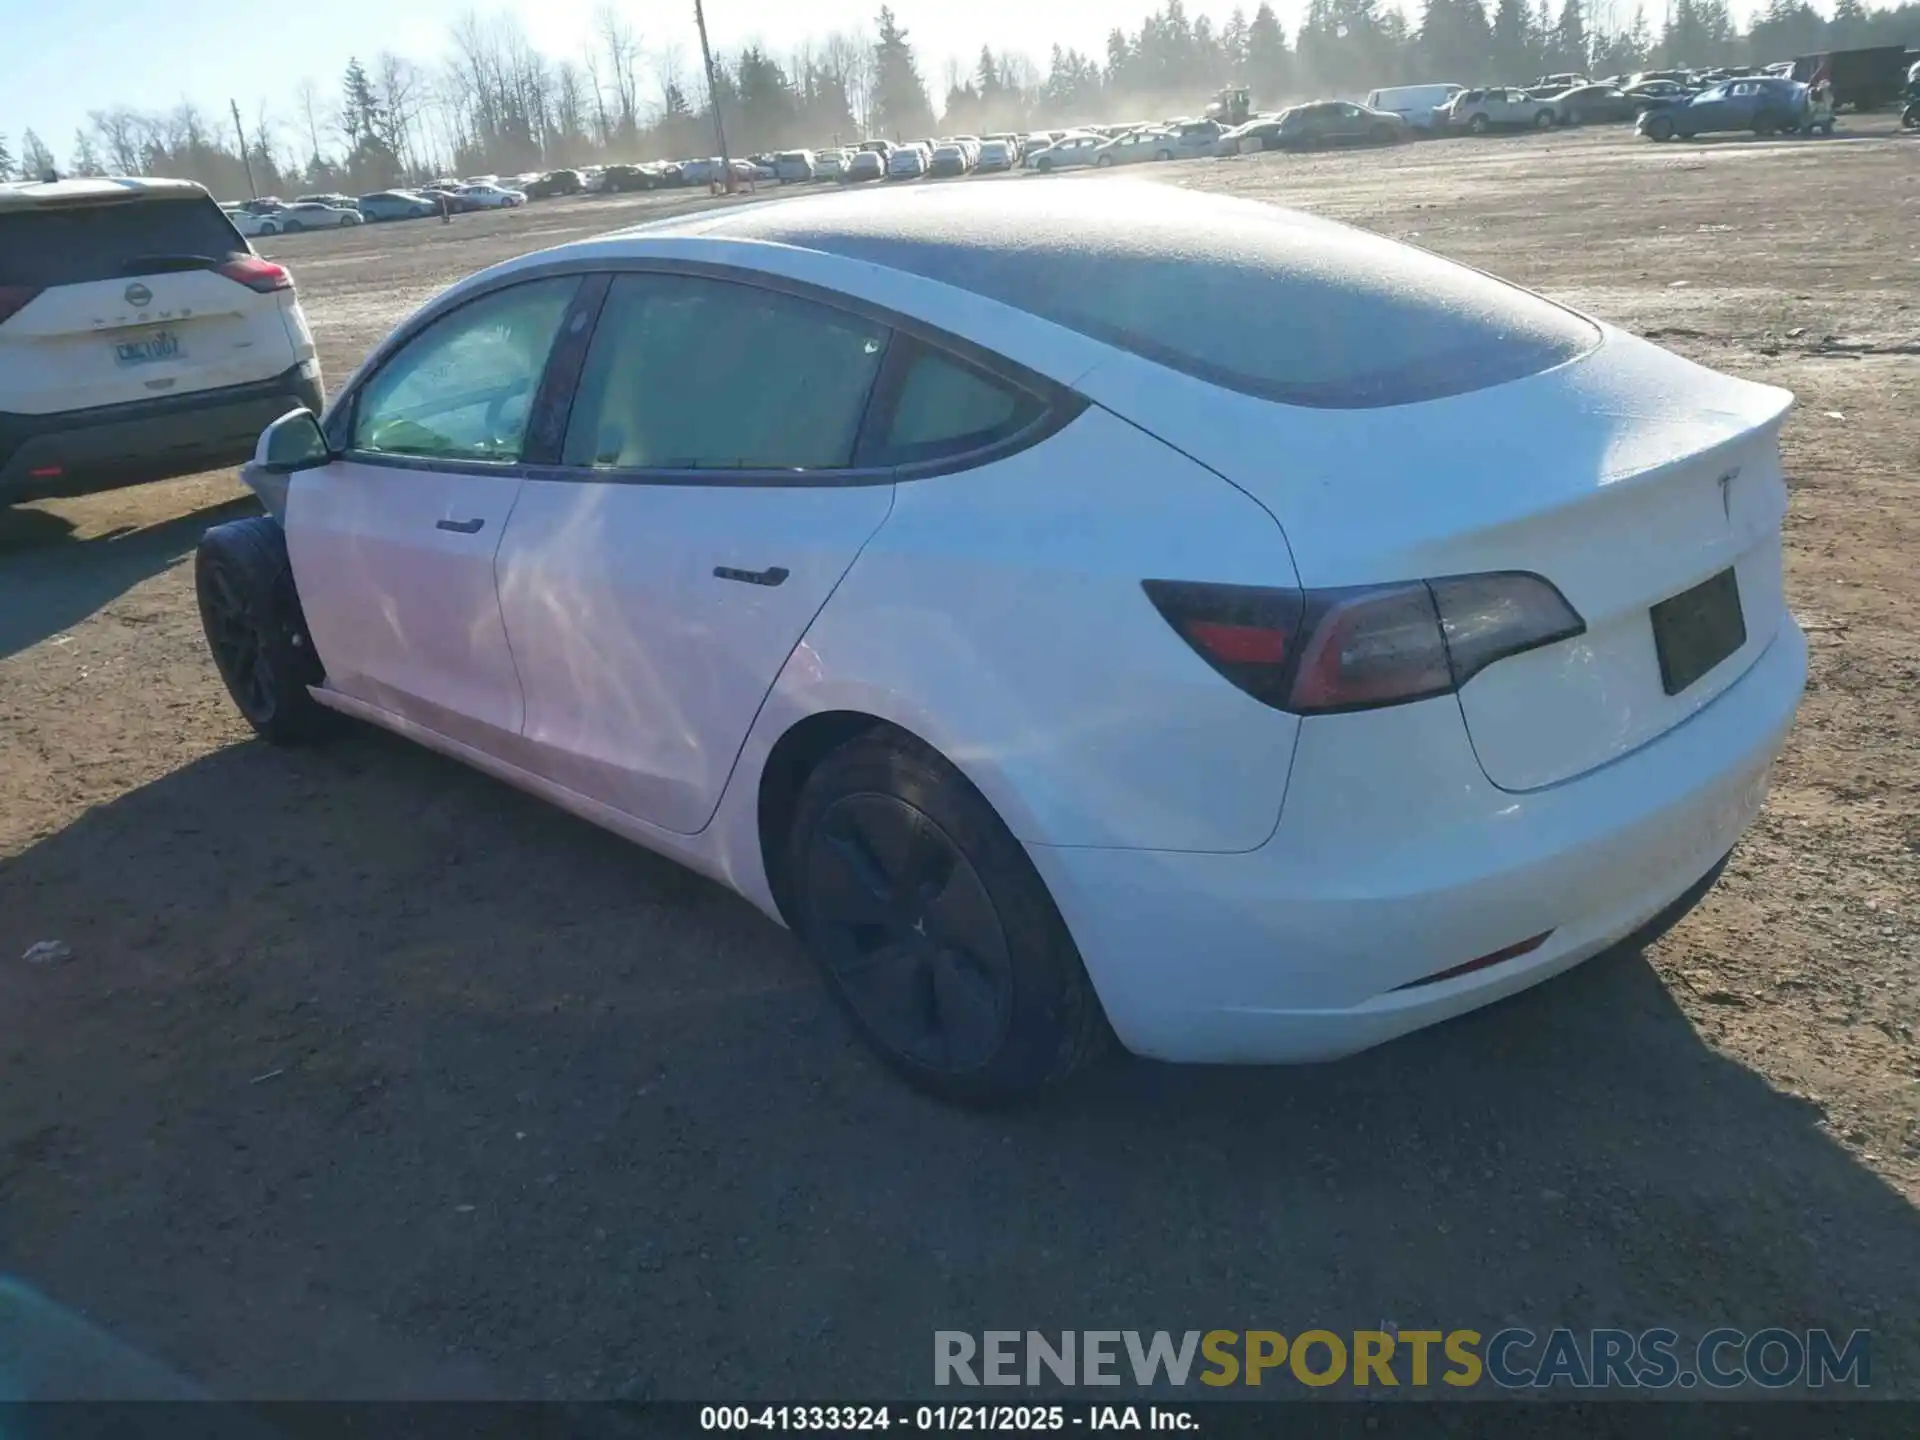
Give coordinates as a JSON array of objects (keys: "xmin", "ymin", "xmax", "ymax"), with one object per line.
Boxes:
[
  {"xmin": 216, "ymin": 257, "xmax": 292, "ymax": 293},
  {"xmin": 1144, "ymin": 572, "xmax": 1584, "ymax": 715},
  {"xmin": 0, "ymin": 285, "xmax": 43, "ymax": 326}
]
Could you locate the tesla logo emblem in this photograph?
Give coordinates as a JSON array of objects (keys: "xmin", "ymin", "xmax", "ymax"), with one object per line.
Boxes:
[
  {"xmin": 1718, "ymin": 468, "xmax": 1739, "ymax": 521},
  {"xmin": 124, "ymin": 282, "xmax": 153, "ymax": 308}
]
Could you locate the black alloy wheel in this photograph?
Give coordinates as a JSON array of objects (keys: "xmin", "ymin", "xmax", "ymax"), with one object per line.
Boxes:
[
  {"xmin": 804, "ymin": 792, "xmax": 1014, "ymax": 1076},
  {"xmin": 200, "ymin": 556, "xmax": 275, "ymax": 726}
]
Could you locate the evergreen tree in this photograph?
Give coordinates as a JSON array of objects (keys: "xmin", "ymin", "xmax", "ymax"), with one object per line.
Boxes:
[
  {"xmin": 1554, "ymin": 0, "xmax": 1589, "ymax": 73},
  {"xmin": 19, "ymin": 128, "xmax": 56, "ymax": 180},
  {"xmin": 1245, "ymin": 3, "xmax": 1292, "ymax": 102},
  {"xmin": 1492, "ymin": 0, "xmax": 1532, "ymax": 78},
  {"xmin": 1221, "ymin": 8, "xmax": 1251, "ymax": 77},
  {"xmin": 0, "ymin": 134, "xmax": 13, "ymax": 181},
  {"xmin": 70, "ymin": 129, "xmax": 106, "ymax": 176},
  {"xmin": 871, "ymin": 6, "xmax": 935, "ymax": 139}
]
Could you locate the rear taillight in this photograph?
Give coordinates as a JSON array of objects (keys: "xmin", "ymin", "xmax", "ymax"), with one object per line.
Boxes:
[
  {"xmin": 216, "ymin": 257, "xmax": 293, "ymax": 293},
  {"xmin": 0, "ymin": 285, "xmax": 42, "ymax": 325},
  {"xmin": 1144, "ymin": 572, "xmax": 1584, "ymax": 715}
]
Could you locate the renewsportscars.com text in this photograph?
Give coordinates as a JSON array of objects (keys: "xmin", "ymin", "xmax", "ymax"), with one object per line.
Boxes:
[{"xmin": 934, "ymin": 1328, "xmax": 1870, "ymax": 1391}]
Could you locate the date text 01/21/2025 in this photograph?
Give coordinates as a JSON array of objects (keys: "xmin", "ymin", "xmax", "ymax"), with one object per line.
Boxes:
[{"xmin": 699, "ymin": 1405, "xmax": 1197, "ymax": 1431}]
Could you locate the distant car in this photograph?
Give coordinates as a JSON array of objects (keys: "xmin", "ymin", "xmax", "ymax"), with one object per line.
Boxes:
[
  {"xmin": 1551, "ymin": 85, "xmax": 1642, "ymax": 125},
  {"xmin": 813, "ymin": 149, "xmax": 848, "ymax": 180},
  {"xmin": 1528, "ymin": 72, "xmax": 1590, "ymax": 94},
  {"xmin": 522, "ymin": 170, "xmax": 583, "ymax": 200},
  {"xmin": 1025, "ymin": 132, "xmax": 1106, "ymax": 172},
  {"xmin": 357, "ymin": 191, "xmax": 435, "ymax": 222},
  {"xmin": 841, "ymin": 150, "xmax": 885, "ymax": 183},
  {"xmin": 1622, "ymin": 79, "xmax": 1693, "ymax": 105},
  {"xmin": 225, "ymin": 206, "xmax": 282, "ymax": 237},
  {"xmin": 276, "ymin": 201, "xmax": 363, "ymax": 231},
  {"xmin": 456, "ymin": 184, "xmax": 527, "ymax": 209},
  {"xmin": 773, "ymin": 151, "xmax": 816, "ymax": 183},
  {"xmin": 1366, "ymin": 83, "xmax": 1466, "ymax": 132},
  {"xmin": 1439, "ymin": 87, "xmax": 1560, "ymax": 133},
  {"xmin": 886, "ymin": 144, "xmax": 930, "ymax": 180},
  {"xmin": 1156, "ymin": 120, "xmax": 1229, "ymax": 158},
  {"xmin": 928, "ymin": 143, "xmax": 971, "ymax": 177},
  {"xmin": 974, "ymin": 138, "xmax": 1017, "ymax": 172},
  {"xmin": 857, "ymin": 139, "xmax": 894, "ymax": 157},
  {"xmin": 600, "ymin": 164, "xmax": 655, "ymax": 193},
  {"xmin": 1268, "ymin": 101, "xmax": 1410, "ymax": 148},
  {"xmin": 293, "ymin": 193, "xmax": 355, "ymax": 208},
  {"xmin": 1093, "ymin": 129, "xmax": 1172, "ymax": 166},
  {"xmin": 1637, "ymin": 77, "xmax": 1811, "ymax": 140}
]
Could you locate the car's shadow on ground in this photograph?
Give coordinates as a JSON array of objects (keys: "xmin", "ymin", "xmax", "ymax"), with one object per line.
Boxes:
[
  {"xmin": 0, "ymin": 494, "xmax": 258, "ymax": 660},
  {"xmin": 1, "ymin": 728, "xmax": 1915, "ymax": 1403}
]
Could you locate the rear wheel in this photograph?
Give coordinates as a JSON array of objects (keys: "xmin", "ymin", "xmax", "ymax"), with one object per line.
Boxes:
[
  {"xmin": 1468, "ymin": 114, "xmax": 1490, "ymax": 135},
  {"xmin": 1534, "ymin": 108, "xmax": 1556, "ymax": 129},
  {"xmin": 1096, "ymin": 154, "xmax": 1115, "ymax": 167},
  {"xmin": 1644, "ymin": 115, "xmax": 1675, "ymax": 141},
  {"xmin": 282, "ymin": 219, "xmax": 303, "ymax": 232},
  {"xmin": 195, "ymin": 517, "xmax": 333, "ymax": 745},
  {"xmin": 789, "ymin": 731, "xmax": 1109, "ymax": 1105},
  {"xmin": 1370, "ymin": 124, "xmax": 1397, "ymax": 143},
  {"xmin": 1155, "ymin": 149, "xmax": 1174, "ymax": 162},
  {"xmin": 1036, "ymin": 157, "xmax": 1053, "ymax": 173}
]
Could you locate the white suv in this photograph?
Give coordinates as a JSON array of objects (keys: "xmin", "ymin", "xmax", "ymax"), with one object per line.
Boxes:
[{"xmin": 0, "ymin": 177, "xmax": 323, "ymax": 501}]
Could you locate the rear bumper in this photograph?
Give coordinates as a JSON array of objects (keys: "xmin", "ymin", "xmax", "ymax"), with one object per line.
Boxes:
[
  {"xmin": 1027, "ymin": 613, "xmax": 1807, "ymax": 1064},
  {"xmin": 0, "ymin": 361, "xmax": 322, "ymax": 501}
]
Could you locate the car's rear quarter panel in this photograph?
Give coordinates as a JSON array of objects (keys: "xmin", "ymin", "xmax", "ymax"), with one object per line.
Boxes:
[{"xmin": 753, "ymin": 405, "xmax": 1304, "ymax": 854}]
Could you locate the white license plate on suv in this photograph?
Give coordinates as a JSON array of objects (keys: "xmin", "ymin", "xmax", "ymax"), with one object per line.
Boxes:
[{"xmin": 115, "ymin": 329, "xmax": 182, "ymax": 366}]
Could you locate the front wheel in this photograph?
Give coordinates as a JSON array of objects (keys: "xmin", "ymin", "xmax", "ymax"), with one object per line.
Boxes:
[
  {"xmin": 195, "ymin": 517, "xmax": 333, "ymax": 745},
  {"xmin": 1155, "ymin": 149, "xmax": 1173, "ymax": 162},
  {"xmin": 789, "ymin": 731, "xmax": 1109, "ymax": 1105},
  {"xmin": 1095, "ymin": 154, "xmax": 1114, "ymax": 167},
  {"xmin": 1534, "ymin": 109, "xmax": 1556, "ymax": 129},
  {"xmin": 1644, "ymin": 115, "xmax": 1675, "ymax": 141},
  {"xmin": 1468, "ymin": 114, "xmax": 1490, "ymax": 135},
  {"xmin": 282, "ymin": 219, "xmax": 303, "ymax": 232},
  {"xmin": 1036, "ymin": 158, "xmax": 1052, "ymax": 173},
  {"xmin": 1370, "ymin": 124, "xmax": 1397, "ymax": 144}
]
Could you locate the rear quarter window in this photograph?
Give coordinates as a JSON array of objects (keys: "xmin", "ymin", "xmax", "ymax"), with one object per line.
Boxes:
[{"xmin": 0, "ymin": 196, "xmax": 245, "ymax": 288}]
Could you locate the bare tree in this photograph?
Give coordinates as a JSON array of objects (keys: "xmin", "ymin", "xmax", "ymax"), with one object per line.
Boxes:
[
  {"xmin": 596, "ymin": 6, "xmax": 642, "ymax": 139},
  {"xmin": 822, "ymin": 30, "xmax": 874, "ymax": 133},
  {"xmin": 88, "ymin": 108, "xmax": 144, "ymax": 175},
  {"xmin": 294, "ymin": 77, "xmax": 326, "ymax": 164},
  {"xmin": 376, "ymin": 52, "xmax": 428, "ymax": 173}
]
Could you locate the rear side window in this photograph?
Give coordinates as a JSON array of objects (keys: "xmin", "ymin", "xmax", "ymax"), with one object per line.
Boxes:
[
  {"xmin": 0, "ymin": 197, "xmax": 244, "ymax": 288},
  {"xmin": 561, "ymin": 273, "xmax": 888, "ymax": 471},
  {"xmin": 870, "ymin": 344, "xmax": 1041, "ymax": 467}
]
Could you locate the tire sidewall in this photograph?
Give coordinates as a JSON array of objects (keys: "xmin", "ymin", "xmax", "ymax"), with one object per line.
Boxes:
[
  {"xmin": 788, "ymin": 733, "xmax": 1102, "ymax": 1103},
  {"xmin": 195, "ymin": 517, "xmax": 329, "ymax": 743}
]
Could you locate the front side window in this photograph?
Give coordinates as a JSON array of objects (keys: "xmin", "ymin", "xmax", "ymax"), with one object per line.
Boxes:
[
  {"xmin": 561, "ymin": 273, "xmax": 888, "ymax": 471},
  {"xmin": 352, "ymin": 276, "xmax": 578, "ymax": 463}
]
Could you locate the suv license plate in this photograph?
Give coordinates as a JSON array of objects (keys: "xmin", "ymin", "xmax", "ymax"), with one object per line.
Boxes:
[
  {"xmin": 1650, "ymin": 567, "xmax": 1746, "ymax": 696},
  {"xmin": 115, "ymin": 330, "xmax": 182, "ymax": 366}
]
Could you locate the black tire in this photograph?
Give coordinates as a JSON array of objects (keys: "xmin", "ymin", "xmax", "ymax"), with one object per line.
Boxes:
[
  {"xmin": 1095, "ymin": 154, "xmax": 1115, "ymax": 167},
  {"xmin": 195, "ymin": 516, "xmax": 332, "ymax": 745},
  {"xmin": 1370, "ymin": 124, "xmax": 1396, "ymax": 144},
  {"xmin": 1468, "ymin": 114, "xmax": 1490, "ymax": 135},
  {"xmin": 1036, "ymin": 158, "xmax": 1052, "ymax": 173},
  {"xmin": 1644, "ymin": 115, "xmax": 1675, "ymax": 141},
  {"xmin": 789, "ymin": 730, "xmax": 1109, "ymax": 1105},
  {"xmin": 1155, "ymin": 149, "xmax": 1174, "ymax": 162},
  {"xmin": 282, "ymin": 219, "xmax": 303, "ymax": 233},
  {"xmin": 1534, "ymin": 108, "xmax": 1556, "ymax": 129}
]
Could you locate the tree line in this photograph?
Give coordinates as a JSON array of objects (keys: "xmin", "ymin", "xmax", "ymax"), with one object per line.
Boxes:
[{"xmin": 1, "ymin": 0, "xmax": 1914, "ymax": 197}]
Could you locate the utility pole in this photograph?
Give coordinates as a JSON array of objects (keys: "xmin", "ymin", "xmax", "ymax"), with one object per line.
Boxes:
[
  {"xmin": 692, "ymin": 0, "xmax": 735, "ymax": 193},
  {"xmin": 230, "ymin": 99, "xmax": 258, "ymax": 198}
]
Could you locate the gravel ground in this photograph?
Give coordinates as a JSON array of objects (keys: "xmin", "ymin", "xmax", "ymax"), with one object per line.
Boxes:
[{"xmin": 1, "ymin": 120, "xmax": 1916, "ymax": 1405}]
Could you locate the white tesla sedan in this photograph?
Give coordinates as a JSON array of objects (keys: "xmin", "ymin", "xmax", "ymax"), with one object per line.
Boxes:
[{"xmin": 198, "ymin": 182, "xmax": 1805, "ymax": 1103}]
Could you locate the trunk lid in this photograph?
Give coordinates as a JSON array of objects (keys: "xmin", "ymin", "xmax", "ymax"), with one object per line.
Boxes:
[{"xmin": 1078, "ymin": 327, "xmax": 1794, "ymax": 791}]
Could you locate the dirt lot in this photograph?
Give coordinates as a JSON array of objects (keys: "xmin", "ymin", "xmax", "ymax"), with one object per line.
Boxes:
[{"xmin": 2, "ymin": 123, "xmax": 1917, "ymax": 1403}]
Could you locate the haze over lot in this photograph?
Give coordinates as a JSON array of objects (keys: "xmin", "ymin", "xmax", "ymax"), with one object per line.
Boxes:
[{"xmin": 6, "ymin": 0, "xmax": 1812, "ymax": 170}]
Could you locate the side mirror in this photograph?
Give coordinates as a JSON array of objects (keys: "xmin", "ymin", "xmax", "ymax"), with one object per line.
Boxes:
[{"xmin": 254, "ymin": 407, "xmax": 330, "ymax": 475}]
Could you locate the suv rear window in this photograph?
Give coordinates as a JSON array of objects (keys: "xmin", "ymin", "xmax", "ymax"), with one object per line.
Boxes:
[
  {"xmin": 0, "ymin": 196, "xmax": 245, "ymax": 288},
  {"xmin": 739, "ymin": 188, "xmax": 1599, "ymax": 410}
]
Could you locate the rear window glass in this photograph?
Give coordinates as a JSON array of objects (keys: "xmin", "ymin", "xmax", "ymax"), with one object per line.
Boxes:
[
  {"xmin": 748, "ymin": 189, "xmax": 1598, "ymax": 410},
  {"xmin": 0, "ymin": 196, "xmax": 244, "ymax": 288}
]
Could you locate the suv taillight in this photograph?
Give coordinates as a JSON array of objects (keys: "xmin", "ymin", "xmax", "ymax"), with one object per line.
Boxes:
[
  {"xmin": 1142, "ymin": 572, "xmax": 1585, "ymax": 715},
  {"xmin": 0, "ymin": 285, "xmax": 42, "ymax": 326},
  {"xmin": 217, "ymin": 257, "xmax": 293, "ymax": 293}
]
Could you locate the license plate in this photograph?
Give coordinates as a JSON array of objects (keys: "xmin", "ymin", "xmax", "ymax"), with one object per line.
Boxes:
[
  {"xmin": 114, "ymin": 330, "xmax": 181, "ymax": 366},
  {"xmin": 1650, "ymin": 567, "xmax": 1746, "ymax": 696}
]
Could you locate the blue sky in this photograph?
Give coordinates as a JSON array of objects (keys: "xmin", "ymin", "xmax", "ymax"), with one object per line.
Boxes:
[{"xmin": 7, "ymin": 0, "xmax": 1781, "ymax": 167}]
